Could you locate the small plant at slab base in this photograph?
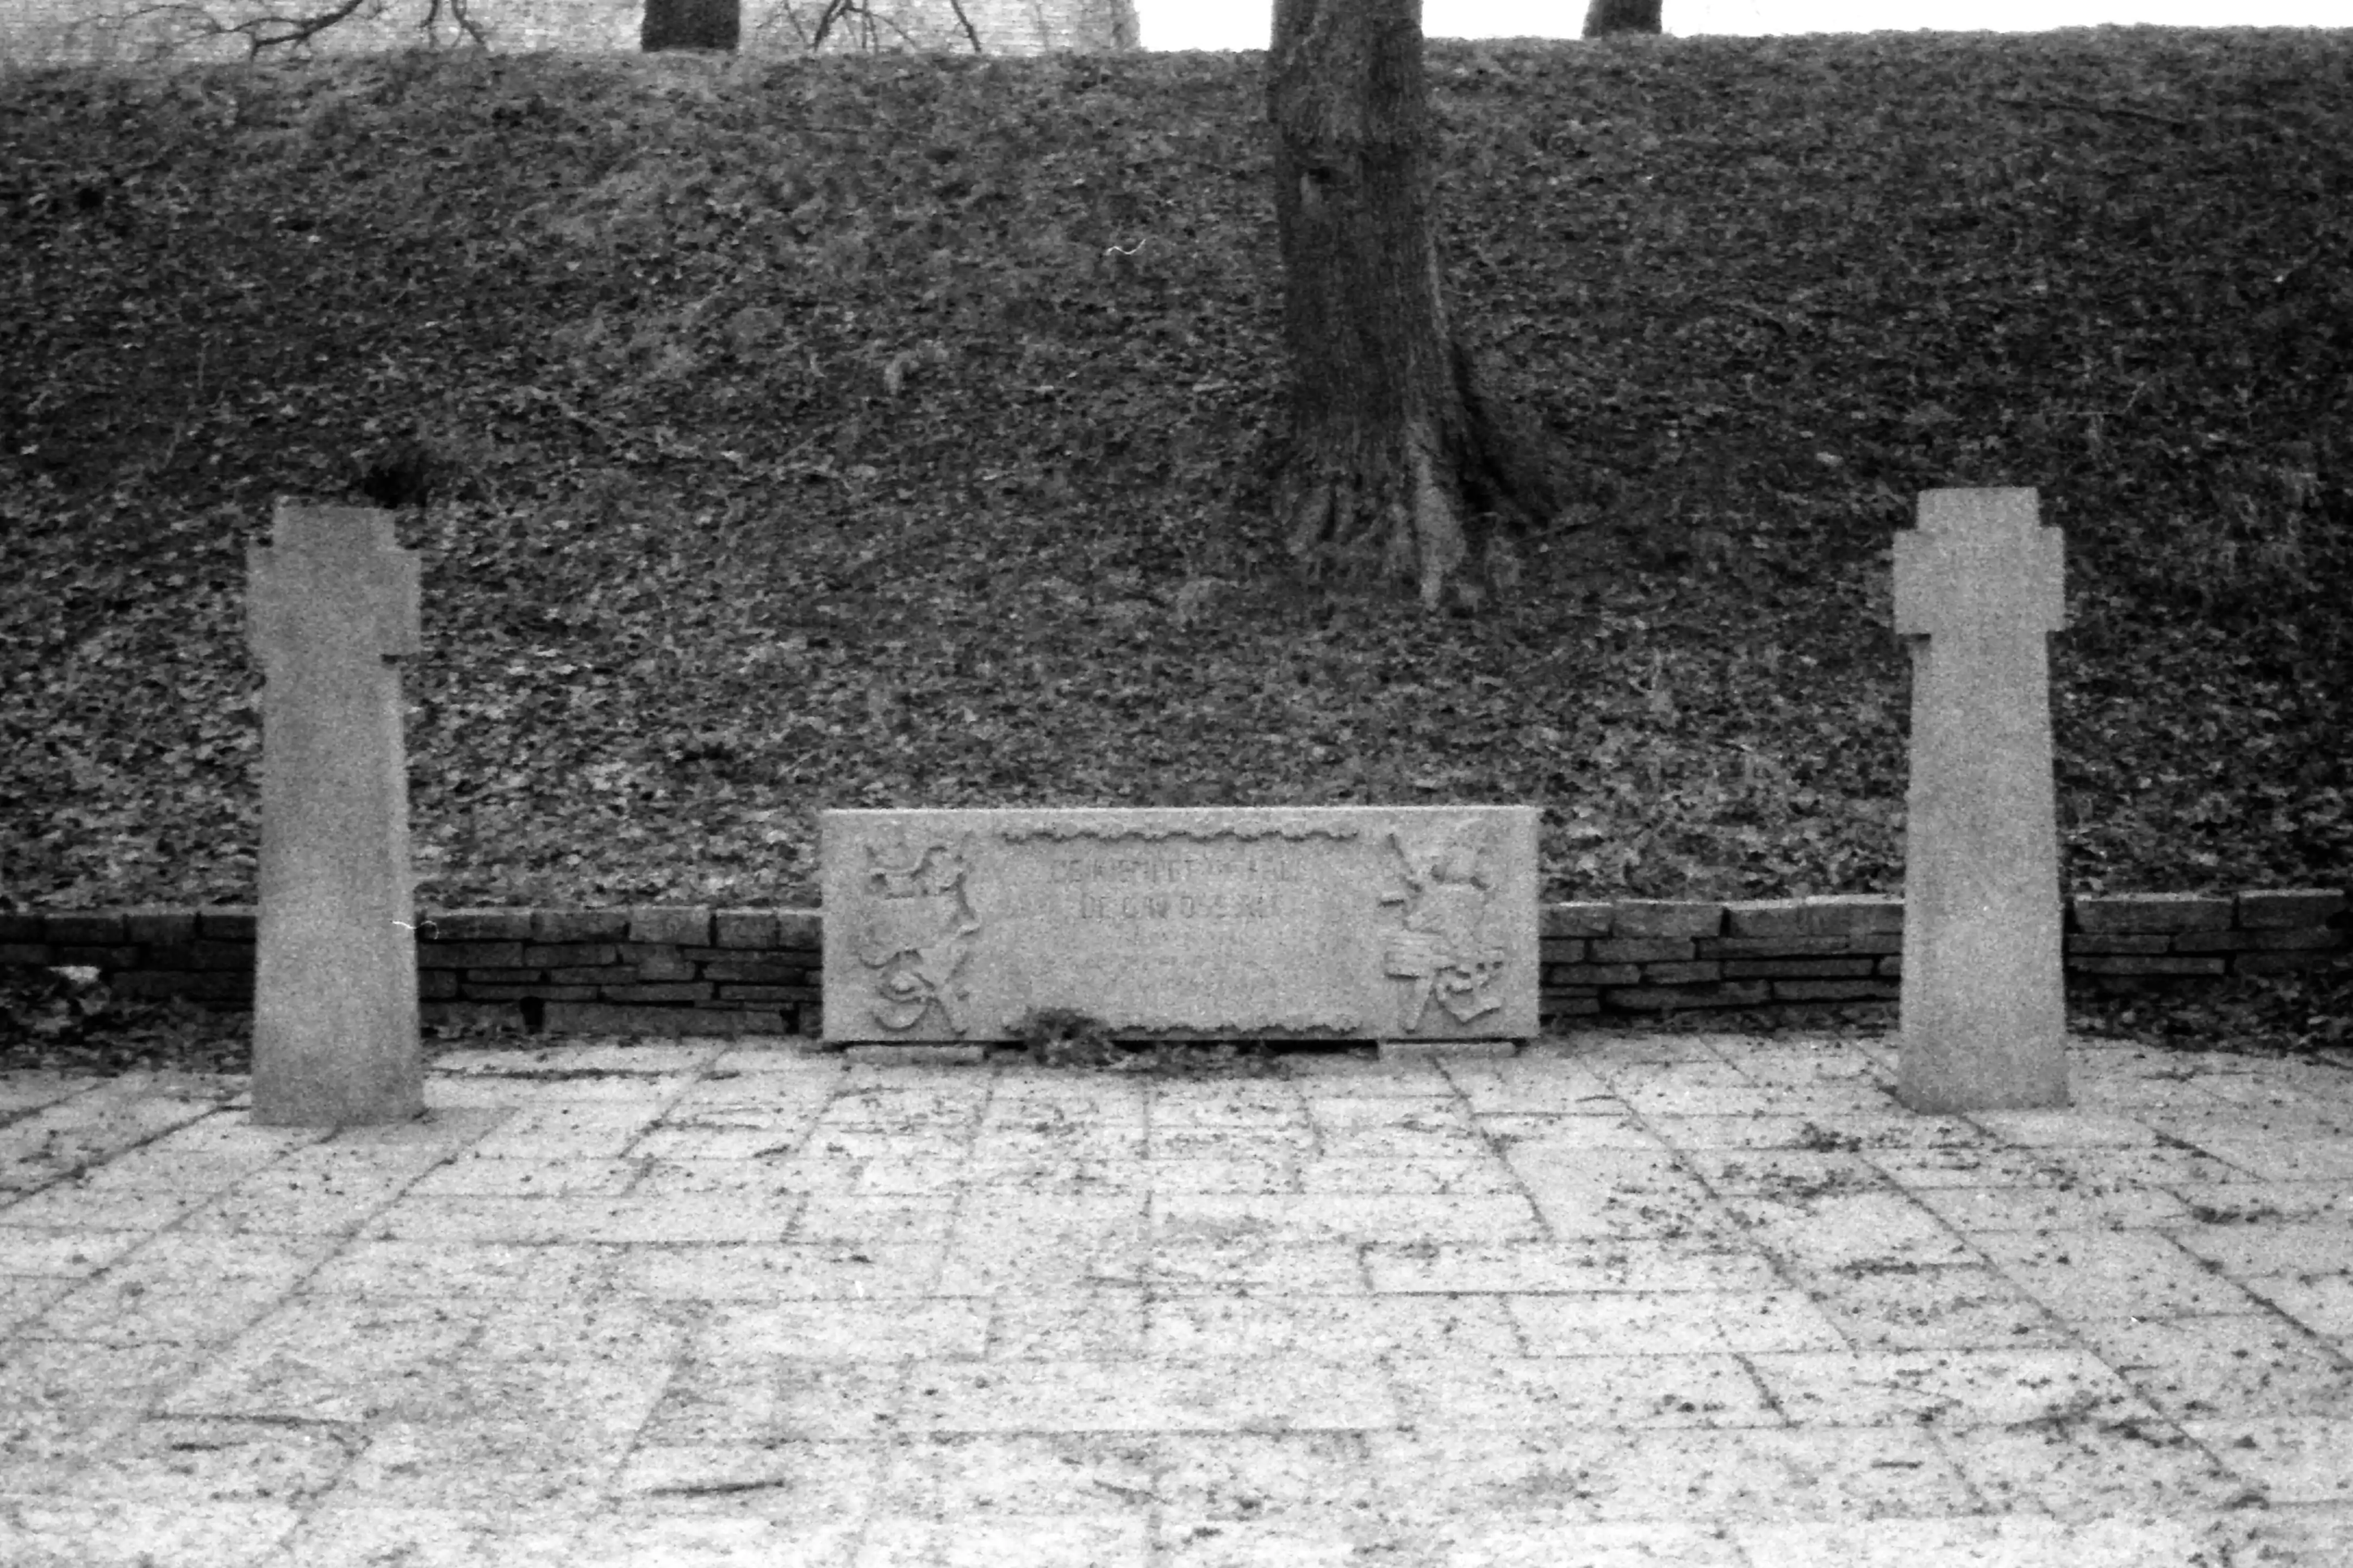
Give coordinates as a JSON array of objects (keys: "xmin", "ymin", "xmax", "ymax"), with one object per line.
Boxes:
[{"xmin": 1014, "ymin": 1007, "xmax": 1119, "ymax": 1068}]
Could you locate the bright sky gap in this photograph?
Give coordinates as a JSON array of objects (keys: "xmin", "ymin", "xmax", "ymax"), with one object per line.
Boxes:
[{"xmin": 1136, "ymin": 0, "xmax": 2346, "ymax": 49}]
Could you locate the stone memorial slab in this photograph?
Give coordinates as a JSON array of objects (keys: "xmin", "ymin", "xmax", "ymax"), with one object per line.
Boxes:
[
  {"xmin": 821, "ymin": 807, "xmax": 1539, "ymax": 1043},
  {"xmin": 1892, "ymin": 487, "xmax": 2068, "ymax": 1111},
  {"xmin": 246, "ymin": 502, "xmax": 424, "ymax": 1126}
]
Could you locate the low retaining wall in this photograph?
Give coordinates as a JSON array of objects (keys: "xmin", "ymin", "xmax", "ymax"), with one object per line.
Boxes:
[{"xmin": 4, "ymin": 889, "xmax": 2345, "ymax": 1038}]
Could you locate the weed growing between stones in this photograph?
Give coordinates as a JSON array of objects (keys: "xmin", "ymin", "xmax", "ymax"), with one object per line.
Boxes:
[
  {"xmin": 1014, "ymin": 1006, "xmax": 1119, "ymax": 1067},
  {"xmin": 1007, "ymin": 1007, "xmax": 1287, "ymax": 1077}
]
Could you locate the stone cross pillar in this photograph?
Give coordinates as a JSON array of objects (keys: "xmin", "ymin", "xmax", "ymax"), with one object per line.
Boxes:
[
  {"xmin": 1891, "ymin": 488, "xmax": 2069, "ymax": 1112},
  {"xmin": 247, "ymin": 502, "xmax": 424, "ymax": 1126}
]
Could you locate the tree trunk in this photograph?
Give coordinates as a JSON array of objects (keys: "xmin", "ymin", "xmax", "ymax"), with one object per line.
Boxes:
[
  {"xmin": 1266, "ymin": 0, "xmax": 1557, "ymax": 610},
  {"xmin": 642, "ymin": 0, "xmax": 739, "ymax": 52},
  {"xmin": 1583, "ymin": 0, "xmax": 1662, "ymax": 38}
]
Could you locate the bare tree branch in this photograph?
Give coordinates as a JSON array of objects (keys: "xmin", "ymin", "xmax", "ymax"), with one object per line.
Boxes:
[
  {"xmin": 427, "ymin": 0, "xmax": 487, "ymax": 49},
  {"xmin": 107, "ymin": 0, "xmax": 481, "ymax": 58},
  {"xmin": 945, "ymin": 0, "xmax": 982, "ymax": 54},
  {"xmin": 806, "ymin": 0, "xmax": 975, "ymax": 55}
]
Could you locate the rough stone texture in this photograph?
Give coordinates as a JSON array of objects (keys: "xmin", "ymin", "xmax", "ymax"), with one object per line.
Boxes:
[
  {"xmin": 1705, "ymin": 935, "xmax": 1859, "ymax": 957},
  {"xmin": 120, "ymin": 908, "xmax": 197, "ymax": 945},
  {"xmin": 428, "ymin": 908, "xmax": 535, "ymax": 940},
  {"xmin": 1551, "ymin": 964, "xmax": 1643, "ymax": 986},
  {"xmin": 522, "ymin": 942, "xmax": 620, "ymax": 966},
  {"xmin": 1892, "ymin": 488, "xmax": 2067, "ymax": 1112},
  {"xmin": 602, "ymin": 982, "xmax": 713, "ymax": 1003},
  {"xmin": 1807, "ymin": 895, "xmax": 1907, "ymax": 935},
  {"xmin": 1722, "ymin": 958, "xmax": 1878, "ymax": 979},
  {"xmin": 1723, "ymin": 895, "xmax": 1906, "ymax": 938},
  {"xmin": 1773, "ymin": 978, "xmax": 1900, "ymax": 1001},
  {"xmin": 2072, "ymin": 892, "xmax": 2234, "ymax": 933},
  {"xmin": 624, "ymin": 948, "xmax": 698, "ymax": 981},
  {"xmin": 2063, "ymin": 934, "xmax": 2176, "ymax": 955},
  {"xmin": 714, "ymin": 909, "xmax": 781, "ymax": 948},
  {"xmin": 246, "ymin": 502, "xmax": 422, "ymax": 1126},
  {"xmin": 1591, "ymin": 938, "xmax": 1696, "ymax": 964},
  {"xmin": 1721, "ymin": 899, "xmax": 1814, "ymax": 938},
  {"xmin": 198, "ymin": 907, "xmax": 257, "ymax": 938},
  {"xmin": 1639, "ymin": 960, "xmax": 1723, "ymax": 984},
  {"xmin": 468, "ymin": 982, "xmax": 595, "ymax": 1002},
  {"xmin": 821, "ymin": 807, "xmax": 1539, "ymax": 1043},
  {"xmin": 44, "ymin": 913, "xmax": 125, "ymax": 944},
  {"xmin": 699, "ymin": 958, "xmax": 805, "ymax": 983},
  {"xmin": 2238, "ymin": 949, "xmax": 2343, "ymax": 974},
  {"xmin": 2236, "ymin": 888, "xmax": 2349, "ymax": 929},
  {"xmin": 2072, "ymin": 955, "xmax": 2228, "ymax": 976},
  {"xmin": 1540, "ymin": 903, "xmax": 1614, "ymax": 938},
  {"xmin": 416, "ymin": 942, "xmax": 527, "ymax": 970},
  {"xmin": 1541, "ymin": 995, "xmax": 1602, "ymax": 1015},
  {"xmin": 1609, "ymin": 900, "xmax": 1724, "ymax": 938},
  {"xmin": 535, "ymin": 910, "xmax": 631, "ymax": 941},
  {"xmin": 2174, "ymin": 928, "xmax": 2342, "ymax": 953},
  {"xmin": 627, "ymin": 905, "xmax": 712, "ymax": 945}
]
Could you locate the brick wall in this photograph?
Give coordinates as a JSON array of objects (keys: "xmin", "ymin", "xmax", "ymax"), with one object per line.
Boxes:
[
  {"xmin": 5, "ymin": 889, "xmax": 2344, "ymax": 1039},
  {"xmin": 1, "ymin": 0, "xmax": 1139, "ymax": 66}
]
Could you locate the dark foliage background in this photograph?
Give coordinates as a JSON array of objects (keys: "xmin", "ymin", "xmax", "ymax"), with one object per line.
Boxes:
[{"xmin": 2, "ymin": 30, "xmax": 2348, "ymax": 925}]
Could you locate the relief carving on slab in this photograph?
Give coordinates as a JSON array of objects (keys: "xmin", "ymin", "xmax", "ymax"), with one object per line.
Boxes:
[
  {"xmin": 1380, "ymin": 818, "xmax": 1508, "ymax": 1033},
  {"xmin": 853, "ymin": 832, "xmax": 980, "ymax": 1034}
]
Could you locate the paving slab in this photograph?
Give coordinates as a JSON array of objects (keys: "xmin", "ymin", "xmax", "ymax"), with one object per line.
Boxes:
[{"xmin": 4, "ymin": 1033, "xmax": 2351, "ymax": 1565}]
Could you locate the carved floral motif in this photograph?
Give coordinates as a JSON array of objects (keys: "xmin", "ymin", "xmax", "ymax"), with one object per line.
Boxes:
[
  {"xmin": 853, "ymin": 832, "xmax": 980, "ymax": 1034},
  {"xmin": 1379, "ymin": 819, "xmax": 1508, "ymax": 1032}
]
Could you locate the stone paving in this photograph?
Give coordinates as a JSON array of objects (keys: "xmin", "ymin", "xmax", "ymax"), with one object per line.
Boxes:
[{"xmin": 3, "ymin": 1031, "xmax": 2352, "ymax": 1566}]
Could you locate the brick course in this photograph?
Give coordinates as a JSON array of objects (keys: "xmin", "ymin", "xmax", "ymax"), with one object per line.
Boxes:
[
  {"xmin": 1722, "ymin": 958, "xmax": 1878, "ymax": 980},
  {"xmin": 121, "ymin": 909, "xmax": 196, "ymax": 945},
  {"xmin": 432, "ymin": 910, "xmax": 534, "ymax": 940},
  {"xmin": 713, "ymin": 910, "xmax": 781, "ymax": 948},
  {"xmin": 416, "ymin": 942, "xmax": 526, "ymax": 970},
  {"xmin": 2072, "ymin": 894, "xmax": 2232, "ymax": 933},
  {"xmin": 3, "ymin": 890, "xmax": 2340, "ymax": 1039},
  {"xmin": 1591, "ymin": 938, "xmax": 1695, "ymax": 964},
  {"xmin": 537, "ymin": 910, "xmax": 629, "ymax": 941},
  {"xmin": 1773, "ymin": 979, "xmax": 1898, "ymax": 1002},
  {"xmin": 2236, "ymin": 889, "xmax": 2348, "ymax": 929},
  {"xmin": 2071, "ymin": 955, "xmax": 2228, "ymax": 976},
  {"xmin": 1541, "ymin": 904, "xmax": 1614, "ymax": 938},
  {"xmin": 1610, "ymin": 901, "xmax": 1723, "ymax": 938}
]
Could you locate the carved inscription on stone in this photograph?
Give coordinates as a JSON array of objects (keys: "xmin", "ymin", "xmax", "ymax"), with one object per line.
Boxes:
[{"xmin": 821, "ymin": 807, "xmax": 1538, "ymax": 1042}]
